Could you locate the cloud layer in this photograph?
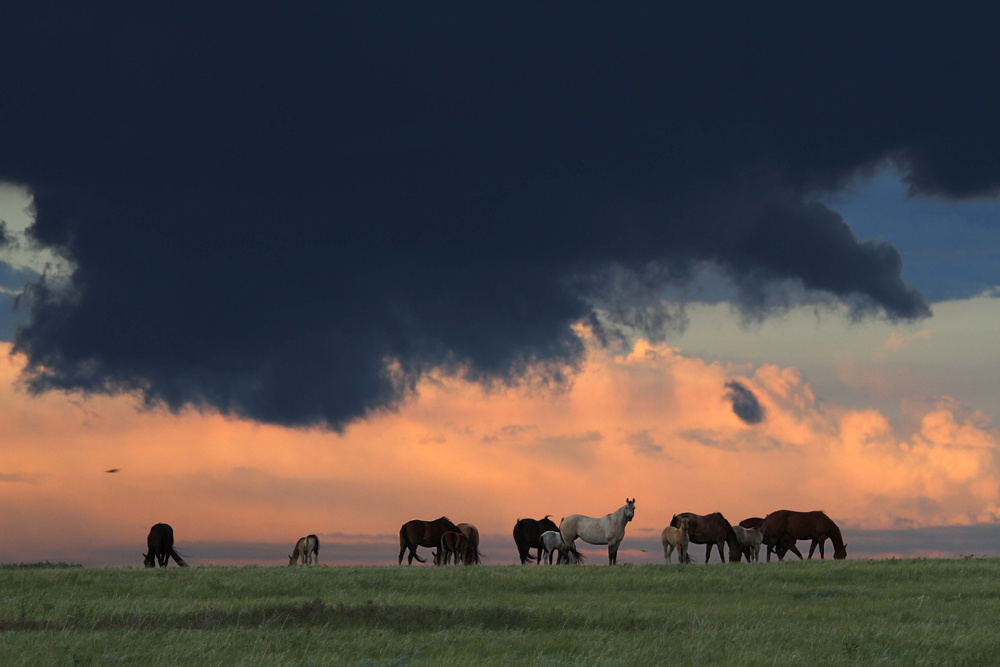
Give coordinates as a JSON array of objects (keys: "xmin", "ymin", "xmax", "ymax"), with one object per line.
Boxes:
[
  {"xmin": 8, "ymin": 6, "xmax": 1000, "ymax": 427},
  {"xmin": 2, "ymin": 326, "xmax": 999, "ymax": 565}
]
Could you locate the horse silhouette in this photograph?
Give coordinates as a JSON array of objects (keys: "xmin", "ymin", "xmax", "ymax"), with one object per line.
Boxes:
[
  {"xmin": 398, "ymin": 517, "xmax": 460, "ymax": 564},
  {"xmin": 513, "ymin": 515, "xmax": 559, "ymax": 564},
  {"xmin": 143, "ymin": 523, "xmax": 187, "ymax": 568}
]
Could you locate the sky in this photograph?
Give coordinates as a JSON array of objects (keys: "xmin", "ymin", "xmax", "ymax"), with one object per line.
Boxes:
[{"xmin": 2, "ymin": 5, "xmax": 1000, "ymax": 566}]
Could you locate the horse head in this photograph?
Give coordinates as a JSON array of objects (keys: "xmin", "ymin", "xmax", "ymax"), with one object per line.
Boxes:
[
  {"xmin": 835, "ymin": 543, "xmax": 848, "ymax": 560},
  {"xmin": 143, "ymin": 552, "xmax": 154, "ymax": 568},
  {"xmin": 625, "ymin": 498, "xmax": 635, "ymax": 522}
]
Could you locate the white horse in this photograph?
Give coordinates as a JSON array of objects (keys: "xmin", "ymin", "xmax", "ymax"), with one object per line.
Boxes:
[
  {"xmin": 288, "ymin": 534, "xmax": 320, "ymax": 565},
  {"xmin": 733, "ymin": 525, "xmax": 763, "ymax": 562},
  {"xmin": 559, "ymin": 498, "xmax": 635, "ymax": 565},
  {"xmin": 540, "ymin": 530, "xmax": 585, "ymax": 565},
  {"xmin": 661, "ymin": 515, "xmax": 690, "ymax": 564}
]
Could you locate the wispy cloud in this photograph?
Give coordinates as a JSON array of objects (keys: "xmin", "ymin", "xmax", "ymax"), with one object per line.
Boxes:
[{"xmin": 884, "ymin": 329, "xmax": 932, "ymax": 353}]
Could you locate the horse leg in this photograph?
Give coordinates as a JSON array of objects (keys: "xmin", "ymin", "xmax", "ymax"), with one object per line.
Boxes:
[
  {"xmin": 664, "ymin": 542, "xmax": 673, "ymax": 564},
  {"xmin": 818, "ymin": 538, "xmax": 826, "ymax": 559},
  {"xmin": 608, "ymin": 542, "xmax": 618, "ymax": 565},
  {"xmin": 808, "ymin": 539, "xmax": 818, "ymax": 559}
]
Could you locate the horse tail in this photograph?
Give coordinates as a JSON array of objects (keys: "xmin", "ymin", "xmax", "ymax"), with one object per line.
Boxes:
[
  {"xmin": 513, "ymin": 523, "xmax": 530, "ymax": 563},
  {"xmin": 169, "ymin": 548, "xmax": 188, "ymax": 567},
  {"xmin": 398, "ymin": 526, "xmax": 427, "ymax": 564}
]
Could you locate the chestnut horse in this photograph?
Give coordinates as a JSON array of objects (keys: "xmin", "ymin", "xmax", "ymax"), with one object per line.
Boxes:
[
  {"xmin": 143, "ymin": 523, "xmax": 188, "ymax": 568},
  {"xmin": 398, "ymin": 517, "xmax": 460, "ymax": 564},
  {"xmin": 513, "ymin": 515, "xmax": 559, "ymax": 564},
  {"xmin": 763, "ymin": 510, "xmax": 847, "ymax": 562},
  {"xmin": 670, "ymin": 512, "xmax": 740, "ymax": 563}
]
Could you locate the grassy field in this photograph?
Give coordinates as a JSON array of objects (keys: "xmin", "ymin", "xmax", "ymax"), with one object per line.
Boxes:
[{"xmin": 2, "ymin": 558, "xmax": 999, "ymax": 665}]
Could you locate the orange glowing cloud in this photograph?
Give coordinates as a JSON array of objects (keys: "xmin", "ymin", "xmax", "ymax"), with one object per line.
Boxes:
[{"xmin": 1, "ymin": 331, "xmax": 999, "ymax": 565}]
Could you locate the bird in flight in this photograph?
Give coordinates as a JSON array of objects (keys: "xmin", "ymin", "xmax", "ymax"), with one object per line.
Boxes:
[{"xmin": 104, "ymin": 469, "xmax": 120, "ymax": 473}]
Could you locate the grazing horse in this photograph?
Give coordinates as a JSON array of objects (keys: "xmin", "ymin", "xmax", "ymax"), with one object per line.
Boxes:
[
  {"xmin": 539, "ymin": 530, "xmax": 585, "ymax": 565},
  {"xmin": 733, "ymin": 525, "xmax": 763, "ymax": 562},
  {"xmin": 436, "ymin": 531, "xmax": 470, "ymax": 565},
  {"xmin": 143, "ymin": 523, "xmax": 188, "ymax": 568},
  {"xmin": 288, "ymin": 534, "xmax": 320, "ymax": 565},
  {"xmin": 398, "ymin": 517, "xmax": 460, "ymax": 564},
  {"xmin": 671, "ymin": 512, "xmax": 740, "ymax": 563},
  {"xmin": 661, "ymin": 515, "xmax": 690, "ymax": 564},
  {"xmin": 560, "ymin": 498, "xmax": 636, "ymax": 565},
  {"xmin": 763, "ymin": 510, "xmax": 847, "ymax": 562},
  {"xmin": 740, "ymin": 517, "xmax": 802, "ymax": 561},
  {"xmin": 457, "ymin": 522, "xmax": 482, "ymax": 565},
  {"xmin": 513, "ymin": 515, "xmax": 560, "ymax": 564}
]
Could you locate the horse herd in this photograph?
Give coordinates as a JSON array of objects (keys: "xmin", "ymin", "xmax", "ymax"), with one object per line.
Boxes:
[
  {"xmin": 396, "ymin": 501, "xmax": 846, "ymax": 567},
  {"xmin": 142, "ymin": 502, "xmax": 847, "ymax": 568}
]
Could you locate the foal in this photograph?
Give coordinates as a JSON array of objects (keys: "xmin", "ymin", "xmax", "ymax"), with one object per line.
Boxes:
[
  {"xmin": 733, "ymin": 525, "xmax": 763, "ymax": 562},
  {"xmin": 437, "ymin": 531, "xmax": 469, "ymax": 565},
  {"xmin": 661, "ymin": 515, "xmax": 690, "ymax": 564},
  {"xmin": 288, "ymin": 534, "xmax": 320, "ymax": 565}
]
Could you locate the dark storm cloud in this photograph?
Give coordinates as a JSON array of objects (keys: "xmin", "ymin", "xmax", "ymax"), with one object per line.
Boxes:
[
  {"xmin": 725, "ymin": 381, "xmax": 766, "ymax": 425},
  {"xmin": 2, "ymin": 5, "xmax": 998, "ymax": 428}
]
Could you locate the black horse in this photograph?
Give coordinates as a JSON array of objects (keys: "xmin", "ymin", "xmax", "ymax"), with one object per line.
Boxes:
[
  {"xmin": 513, "ymin": 515, "xmax": 559, "ymax": 564},
  {"xmin": 143, "ymin": 523, "xmax": 188, "ymax": 567}
]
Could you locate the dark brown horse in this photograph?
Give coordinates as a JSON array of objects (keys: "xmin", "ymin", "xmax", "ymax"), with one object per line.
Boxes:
[
  {"xmin": 671, "ymin": 512, "xmax": 740, "ymax": 563},
  {"xmin": 739, "ymin": 516, "xmax": 803, "ymax": 562},
  {"xmin": 763, "ymin": 510, "xmax": 847, "ymax": 562},
  {"xmin": 398, "ymin": 517, "xmax": 460, "ymax": 564},
  {"xmin": 513, "ymin": 515, "xmax": 559, "ymax": 564},
  {"xmin": 143, "ymin": 523, "xmax": 188, "ymax": 567}
]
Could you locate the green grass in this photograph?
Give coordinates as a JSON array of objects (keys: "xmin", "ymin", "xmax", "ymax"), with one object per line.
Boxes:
[{"xmin": 2, "ymin": 559, "xmax": 1000, "ymax": 665}]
